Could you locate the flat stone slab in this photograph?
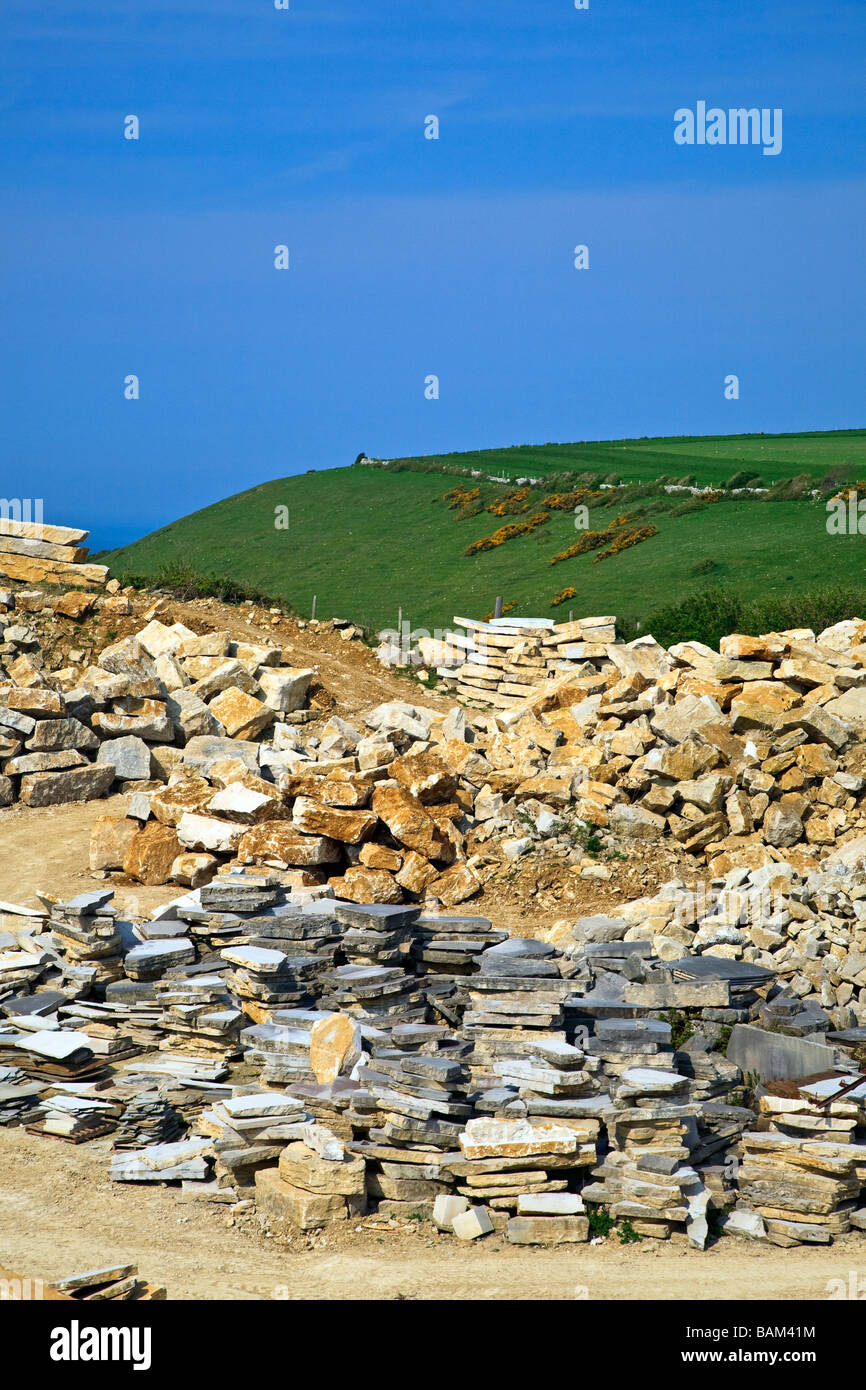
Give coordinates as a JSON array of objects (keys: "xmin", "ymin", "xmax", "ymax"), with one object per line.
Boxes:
[
  {"xmin": 726, "ymin": 1024, "xmax": 841, "ymax": 1083},
  {"xmin": 507, "ymin": 1214, "xmax": 589, "ymax": 1245}
]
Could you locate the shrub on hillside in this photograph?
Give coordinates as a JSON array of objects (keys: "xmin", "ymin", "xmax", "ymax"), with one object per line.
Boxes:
[
  {"xmin": 638, "ymin": 583, "xmax": 866, "ymax": 650},
  {"xmin": 763, "ymin": 473, "xmax": 814, "ymax": 501},
  {"xmin": 115, "ymin": 561, "xmax": 291, "ymax": 612}
]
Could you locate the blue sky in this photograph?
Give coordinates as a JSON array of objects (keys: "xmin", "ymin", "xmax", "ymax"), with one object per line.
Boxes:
[{"xmin": 1, "ymin": 0, "xmax": 864, "ymax": 549}]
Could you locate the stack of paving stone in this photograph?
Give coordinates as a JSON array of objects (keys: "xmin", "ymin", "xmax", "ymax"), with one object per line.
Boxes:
[
  {"xmin": 658, "ymin": 955, "xmax": 777, "ymax": 1027},
  {"xmin": 409, "ymin": 913, "xmax": 508, "ymax": 987},
  {"xmin": 438, "ymin": 1117, "xmax": 595, "ymax": 1235},
  {"xmin": 735, "ymin": 1129, "xmax": 866, "ymax": 1245},
  {"xmin": 333, "ymin": 901, "xmax": 420, "ymax": 966},
  {"xmin": 235, "ymin": 899, "xmax": 344, "ymax": 973},
  {"xmin": 437, "ymin": 615, "xmax": 619, "ymax": 708},
  {"xmin": 0, "ymin": 514, "xmax": 107, "ymax": 588},
  {"xmin": 582, "ymin": 1066, "xmax": 706, "ymax": 1242},
  {"xmin": 112, "ymin": 1093, "xmax": 186, "ymax": 1148},
  {"xmin": 352, "ymin": 1038, "xmax": 472, "ymax": 1218},
  {"xmin": 57, "ymin": 993, "xmax": 160, "ymax": 1051},
  {"xmin": 0, "ymin": 930, "xmax": 53, "ymax": 996},
  {"xmin": 240, "ymin": 1010, "xmax": 324, "ymax": 1086},
  {"xmin": 1, "ymin": 1027, "xmax": 108, "ymax": 1083},
  {"xmin": 760, "ymin": 1075, "xmax": 866, "ymax": 1141},
  {"xmin": 48, "ymin": 1262, "xmax": 165, "ymax": 1302},
  {"xmin": 37, "ymin": 1091, "xmax": 121, "ymax": 1141},
  {"xmin": 242, "ymin": 1005, "xmax": 360, "ymax": 1086},
  {"xmin": 220, "ymin": 944, "xmax": 323, "ymax": 1023},
  {"xmin": 255, "ymin": 1132, "xmax": 367, "ymax": 1230},
  {"xmin": 197, "ymin": 1090, "xmax": 313, "ymax": 1188},
  {"xmin": 286, "ymin": 1018, "xmax": 445, "ymax": 1146},
  {"xmin": 153, "ymin": 972, "xmax": 244, "ymax": 1060},
  {"xmin": 584, "ymin": 1015, "xmax": 675, "ymax": 1079},
  {"xmin": 0, "ymin": 1065, "xmax": 44, "ymax": 1125},
  {"xmin": 123, "ymin": 937, "xmax": 197, "ymax": 983},
  {"xmin": 199, "ymin": 874, "xmax": 289, "ymax": 919},
  {"xmin": 690, "ymin": 1098, "xmax": 756, "ymax": 1168},
  {"xmin": 109, "ymin": 1136, "xmax": 212, "ymax": 1184},
  {"xmin": 118, "ymin": 1052, "xmax": 230, "ymax": 1088},
  {"xmin": 482, "ymin": 1033, "xmax": 604, "ymax": 1146},
  {"xmin": 507, "ymin": 1191, "xmax": 590, "ymax": 1246},
  {"xmin": 320, "ymin": 962, "xmax": 427, "ymax": 1023},
  {"xmin": 462, "ymin": 938, "xmax": 578, "ymax": 1081},
  {"xmin": 166, "ymin": 873, "xmax": 296, "ymax": 955},
  {"xmin": 43, "ymin": 890, "xmax": 126, "ymax": 994}
]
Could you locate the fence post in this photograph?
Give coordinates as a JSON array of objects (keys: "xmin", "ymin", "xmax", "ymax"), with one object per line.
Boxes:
[
  {"xmin": 493, "ymin": 595, "xmax": 503, "ymax": 620},
  {"xmin": 311, "ymin": 594, "xmax": 317, "ymax": 621}
]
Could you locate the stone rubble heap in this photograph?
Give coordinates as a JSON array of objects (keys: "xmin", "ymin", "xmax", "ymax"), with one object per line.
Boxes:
[
  {"xmin": 585, "ymin": 851, "xmax": 866, "ymax": 1032},
  {"xmin": 7, "ymin": 595, "xmax": 866, "ymax": 913},
  {"xmin": 389, "ymin": 610, "xmax": 866, "ymax": 876}
]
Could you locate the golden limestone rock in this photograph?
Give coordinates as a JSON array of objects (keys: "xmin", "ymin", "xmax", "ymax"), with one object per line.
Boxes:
[
  {"xmin": 150, "ymin": 778, "xmax": 214, "ymax": 827},
  {"xmin": 89, "ymin": 815, "xmax": 140, "ymax": 871},
  {"xmin": 123, "ymin": 821, "xmax": 182, "ymax": 886},
  {"xmin": 309, "ymin": 1013, "xmax": 362, "ymax": 1084},
  {"xmin": 371, "ymin": 783, "xmax": 450, "ymax": 859},
  {"xmin": 388, "ymin": 749, "xmax": 456, "ymax": 803},
  {"xmin": 291, "ymin": 795, "xmax": 377, "ymax": 844},
  {"xmin": 235, "ymin": 821, "xmax": 341, "ymax": 866},
  {"xmin": 207, "ymin": 687, "xmax": 275, "ymax": 739},
  {"xmin": 328, "ymin": 866, "xmax": 403, "ymax": 903},
  {"xmin": 358, "ymin": 842, "xmax": 403, "ymax": 871}
]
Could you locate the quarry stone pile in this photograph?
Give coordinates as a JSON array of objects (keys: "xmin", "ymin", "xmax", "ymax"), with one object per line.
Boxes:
[
  {"xmin": 9, "ymin": 576, "xmax": 866, "ymax": 1253},
  {"xmin": 3, "ymin": 868, "xmax": 866, "ymax": 1249},
  {"xmin": 7, "ymin": 586, "xmax": 866, "ymax": 909}
]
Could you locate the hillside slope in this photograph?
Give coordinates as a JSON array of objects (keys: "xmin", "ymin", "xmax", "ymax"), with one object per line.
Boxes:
[{"xmin": 104, "ymin": 429, "xmax": 866, "ymax": 633}]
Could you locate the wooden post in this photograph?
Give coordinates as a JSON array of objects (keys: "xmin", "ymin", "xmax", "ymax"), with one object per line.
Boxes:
[
  {"xmin": 493, "ymin": 595, "xmax": 503, "ymax": 619},
  {"xmin": 398, "ymin": 606, "xmax": 402, "ymax": 635},
  {"xmin": 311, "ymin": 594, "xmax": 317, "ymax": 621},
  {"xmin": 569, "ymin": 609, "xmax": 574, "ymax": 623}
]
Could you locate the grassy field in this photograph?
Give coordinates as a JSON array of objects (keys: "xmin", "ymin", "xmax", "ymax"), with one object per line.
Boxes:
[
  {"xmin": 382, "ymin": 429, "xmax": 866, "ymax": 487},
  {"xmin": 103, "ymin": 429, "xmax": 866, "ymax": 635}
]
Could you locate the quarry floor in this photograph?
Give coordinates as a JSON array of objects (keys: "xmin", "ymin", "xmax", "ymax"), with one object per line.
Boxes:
[{"xmin": 0, "ymin": 1126, "xmax": 858, "ymax": 1301}]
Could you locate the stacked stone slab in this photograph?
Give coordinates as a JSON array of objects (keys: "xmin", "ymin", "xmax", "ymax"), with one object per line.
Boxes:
[
  {"xmin": 735, "ymin": 1131, "xmax": 865, "ymax": 1245},
  {"xmin": 462, "ymin": 938, "xmax": 578, "ymax": 1079},
  {"xmin": 197, "ymin": 1090, "xmax": 314, "ymax": 1188},
  {"xmin": 409, "ymin": 913, "xmax": 508, "ymax": 986},
  {"xmin": 440, "ymin": 1117, "xmax": 595, "ymax": 1231},
  {"xmin": 152, "ymin": 974, "xmax": 244, "ymax": 1060},
  {"xmin": 351, "ymin": 1033, "xmax": 472, "ymax": 1218},
  {"xmin": 0, "ymin": 517, "xmax": 107, "ymax": 589},
  {"xmin": 436, "ymin": 615, "xmax": 618, "ymax": 707},
  {"xmin": 44, "ymin": 890, "xmax": 126, "ymax": 994},
  {"xmin": 112, "ymin": 1094, "xmax": 185, "ymax": 1148},
  {"xmin": 220, "ymin": 945, "xmax": 323, "ymax": 1022},
  {"xmin": 582, "ymin": 1067, "xmax": 707, "ymax": 1242}
]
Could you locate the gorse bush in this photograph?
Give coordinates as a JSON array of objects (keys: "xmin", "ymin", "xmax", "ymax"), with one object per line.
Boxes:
[{"xmin": 725, "ymin": 469, "xmax": 762, "ymax": 489}]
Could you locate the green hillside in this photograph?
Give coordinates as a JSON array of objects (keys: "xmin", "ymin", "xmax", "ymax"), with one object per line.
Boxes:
[{"xmin": 104, "ymin": 429, "xmax": 866, "ymax": 635}]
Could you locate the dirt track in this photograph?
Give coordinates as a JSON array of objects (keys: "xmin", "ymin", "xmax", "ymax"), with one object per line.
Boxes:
[{"xmin": 0, "ymin": 1128, "xmax": 859, "ymax": 1301}]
